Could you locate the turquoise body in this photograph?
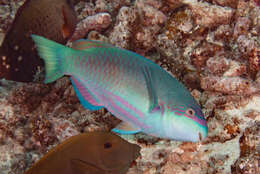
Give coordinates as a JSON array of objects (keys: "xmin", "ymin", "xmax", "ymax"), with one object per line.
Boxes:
[{"xmin": 32, "ymin": 35, "xmax": 208, "ymax": 142}]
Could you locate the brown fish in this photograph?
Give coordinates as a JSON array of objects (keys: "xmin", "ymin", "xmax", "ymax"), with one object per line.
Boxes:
[
  {"xmin": 0, "ymin": 0, "xmax": 77, "ymax": 82},
  {"xmin": 25, "ymin": 132, "xmax": 140, "ymax": 174}
]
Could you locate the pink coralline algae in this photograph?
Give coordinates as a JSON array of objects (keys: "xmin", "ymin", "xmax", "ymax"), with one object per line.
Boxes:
[
  {"xmin": 212, "ymin": 0, "xmax": 238, "ymax": 8},
  {"xmin": 254, "ymin": 0, "xmax": 260, "ymax": 6},
  {"xmin": 70, "ymin": 12, "xmax": 112, "ymax": 41},
  {"xmin": 132, "ymin": 0, "xmax": 167, "ymax": 53},
  {"xmin": 185, "ymin": 0, "xmax": 234, "ymax": 28},
  {"xmin": 109, "ymin": 0, "xmax": 167, "ymax": 53},
  {"xmin": 233, "ymin": 17, "xmax": 251, "ymax": 38},
  {"xmin": 200, "ymin": 76, "xmax": 259, "ymax": 95},
  {"xmin": 205, "ymin": 56, "xmax": 230, "ymax": 75},
  {"xmin": 232, "ymin": 122, "xmax": 260, "ymax": 174},
  {"xmin": 109, "ymin": 7, "xmax": 138, "ymax": 48}
]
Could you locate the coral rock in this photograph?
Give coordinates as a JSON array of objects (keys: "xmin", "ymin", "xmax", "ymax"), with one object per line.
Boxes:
[
  {"xmin": 206, "ymin": 55, "xmax": 230, "ymax": 75},
  {"xmin": 185, "ymin": 0, "xmax": 234, "ymax": 28},
  {"xmin": 135, "ymin": 0, "xmax": 167, "ymax": 26},
  {"xmin": 231, "ymin": 122, "xmax": 260, "ymax": 174},
  {"xmin": 237, "ymin": 35, "xmax": 256, "ymax": 55},
  {"xmin": 223, "ymin": 60, "xmax": 247, "ymax": 77},
  {"xmin": 50, "ymin": 117, "xmax": 79, "ymax": 142},
  {"xmin": 200, "ymin": 76, "xmax": 259, "ymax": 95},
  {"xmin": 213, "ymin": 0, "xmax": 238, "ymax": 8},
  {"xmin": 71, "ymin": 12, "xmax": 112, "ymax": 41},
  {"xmin": 109, "ymin": 7, "xmax": 137, "ymax": 48},
  {"xmin": 0, "ymin": 139, "xmax": 26, "ymax": 173},
  {"xmin": 233, "ymin": 17, "xmax": 251, "ymax": 38}
]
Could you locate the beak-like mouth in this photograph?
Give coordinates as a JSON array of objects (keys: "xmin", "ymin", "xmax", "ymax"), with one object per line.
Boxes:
[{"xmin": 199, "ymin": 132, "xmax": 202, "ymax": 142}]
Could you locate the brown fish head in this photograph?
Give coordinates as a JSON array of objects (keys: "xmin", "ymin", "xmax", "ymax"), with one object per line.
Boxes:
[
  {"xmin": 72, "ymin": 132, "xmax": 140, "ymax": 173},
  {"xmin": 97, "ymin": 132, "xmax": 140, "ymax": 172}
]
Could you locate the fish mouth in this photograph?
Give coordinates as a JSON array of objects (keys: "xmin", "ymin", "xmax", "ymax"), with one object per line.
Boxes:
[
  {"xmin": 199, "ymin": 132, "xmax": 202, "ymax": 141},
  {"xmin": 198, "ymin": 128, "xmax": 208, "ymax": 141}
]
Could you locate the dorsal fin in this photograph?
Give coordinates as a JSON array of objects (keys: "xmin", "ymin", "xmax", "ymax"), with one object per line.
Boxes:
[{"xmin": 72, "ymin": 39, "xmax": 114, "ymax": 50}]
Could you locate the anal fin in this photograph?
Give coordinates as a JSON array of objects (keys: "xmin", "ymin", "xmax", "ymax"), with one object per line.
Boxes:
[
  {"xmin": 71, "ymin": 76, "xmax": 103, "ymax": 111},
  {"xmin": 112, "ymin": 121, "xmax": 141, "ymax": 134}
]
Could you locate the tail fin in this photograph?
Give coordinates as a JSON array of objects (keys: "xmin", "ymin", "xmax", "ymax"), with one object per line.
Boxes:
[{"xmin": 31, "ymin": 34, "xmax": 69, "ymax": 83}]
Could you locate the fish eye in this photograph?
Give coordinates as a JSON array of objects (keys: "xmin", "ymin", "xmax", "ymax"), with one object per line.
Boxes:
[
  {"xmin": 186, "ymin": 108, "xmax": 195, "ymax": 116},
  {"xmin": 104, "ymin": 142, "xmax": 112, "ymax": 149},
  {"xmin": 152, "ymin": 106, "xmax": 161, "ymax": 112},
  {"xmin": 66, "ymin": 0, "xmax": 73, "ymax": 6}
]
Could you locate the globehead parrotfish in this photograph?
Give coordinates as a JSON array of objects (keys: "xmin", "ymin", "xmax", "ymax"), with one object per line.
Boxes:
[
  {"xmin": 25, "ymin": 132, "xmax": 140, "ymax": 174},
  {"xmin": 31, "ymin": 35, "xmax": 208, "ymax": 142},
  {"xmin": 0, "ymin": 0, "xmax": 77, "ymax": 82}
]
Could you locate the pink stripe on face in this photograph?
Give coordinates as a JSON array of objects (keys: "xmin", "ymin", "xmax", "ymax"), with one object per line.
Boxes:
[
  {"xmin": 174, "ymin": 108, "xmax": 185, "ymax": 113},
  {"xmin": 175, "ymin": 112, "xmax": 183, "ymax": 116},
  {"xmin": 184, "ymin": 113, "xmax": 207, "ymax": 127},
  {"xmin": 184, "ymin": 104, "xmax": 207, "ymax": 127}
]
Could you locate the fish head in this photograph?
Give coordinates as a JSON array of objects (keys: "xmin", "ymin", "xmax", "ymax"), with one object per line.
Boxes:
[
  {"xmin": 99, "ymin": 132, "xmax": 140, "ymax": 171},
  {"xmin": 80, "ymin": 132, "xmax": 140, "ymax": 172},
  {"xmin": 162, "ymin": 101, "xmax": 208, "ymax": 142}
]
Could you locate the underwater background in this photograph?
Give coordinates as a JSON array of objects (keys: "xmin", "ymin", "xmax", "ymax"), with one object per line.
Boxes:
[{"xmin": 0, "ymin": 0, "xmax": 259, "ymax": 173}]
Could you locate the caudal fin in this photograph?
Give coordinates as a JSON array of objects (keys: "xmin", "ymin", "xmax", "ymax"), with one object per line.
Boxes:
[{"xmin": 31, "ymin": 34, "xmax": 69, "ymax": 83}]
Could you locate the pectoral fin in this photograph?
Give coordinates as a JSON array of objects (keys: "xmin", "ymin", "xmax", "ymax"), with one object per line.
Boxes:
[
  {"xmin": 142, "ymin": 67, "xmax": 161, "ymax": 113},
  {"xmin": 70, "ymin": 159, "xmax": 105, "ymax": 174},
  {"xmin": 112, "ymin": 121, "xmax": 141, "ymax": 134}
]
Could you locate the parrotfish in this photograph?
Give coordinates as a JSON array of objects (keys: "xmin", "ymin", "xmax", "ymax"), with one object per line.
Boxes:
[
  {"xmin": 25, "ymin": 132, "xmax": 140, "ymax": 174},
  {"xmin": 0, "ymin": 0, "xmax": 77, "ymax": 82},
  {"xmin": 32, "ymin": 35, "xmax": 208, "ymax": 142}
]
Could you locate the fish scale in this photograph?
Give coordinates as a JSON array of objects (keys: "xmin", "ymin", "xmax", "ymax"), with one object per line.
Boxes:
[{"xmin": 32, "ymin": 35, "xmax": 208, "ymax": 142}]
